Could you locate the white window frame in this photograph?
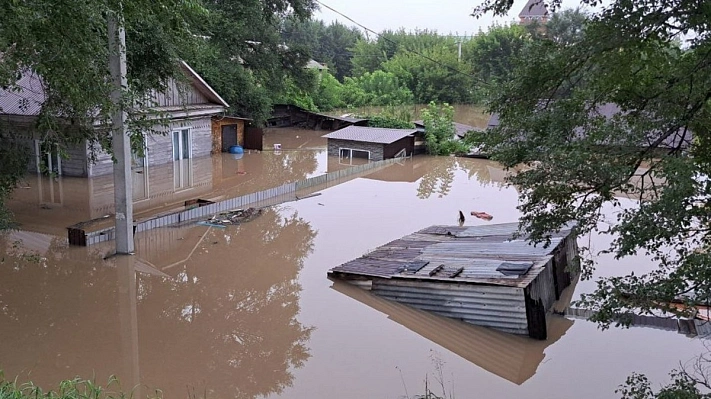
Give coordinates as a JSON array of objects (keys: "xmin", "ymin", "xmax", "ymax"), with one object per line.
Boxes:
[
  {"xmin": 338, "ymin": 147, "xmax": 371, "ymax": 165},
  {"xmin": 172, "ymin": 127, "xmax": 193, "ymax": 160},
  {"xmin": 132, "ymin": 136, "xmax": 150, "ymax": 201}
]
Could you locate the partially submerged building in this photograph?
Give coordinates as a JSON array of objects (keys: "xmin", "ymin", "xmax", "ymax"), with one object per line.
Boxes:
[
  {"xmin": 322, "ymin": 126, "xmax": 418, "ymax": 161},
  {"xmin": 328, "ymin": 222, "xmax": 579, "ymax": 339},
  {"xmin": 1, "ymin": 61, "xmax": 232, "ymax": 177}
]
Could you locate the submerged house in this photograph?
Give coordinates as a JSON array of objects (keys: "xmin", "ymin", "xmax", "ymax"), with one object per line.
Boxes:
[
  {"xmin": 328, "ymin": 222, "xmax": 579, "ymax": 339},
  {"xmin": 322, "ymin": 126, "xmax": 418, "ymax": 161},
  {"xmin": 1, "ymin": 61, "xmax": 230, "ymax": 177}
]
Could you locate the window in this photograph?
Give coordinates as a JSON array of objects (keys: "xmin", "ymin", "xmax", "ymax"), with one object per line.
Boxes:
[
  {"xmin": 132, "ymin": 138, "xmax": 149, "ymax": 201},
  {"xmin": 172, "ymin": 128, "xmax": 191, "ymax": 160},
  {"xmin": 338, "ymin": 148, "xmax": 371, "ymax": 165},
  {"xmin": 172, "ymin": 128, "xmax": 193, "ymax": 190}
]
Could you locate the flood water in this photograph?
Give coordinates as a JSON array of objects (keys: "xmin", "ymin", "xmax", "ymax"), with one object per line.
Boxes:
[{"xmin": 0, "ymin": 128, "xmax": 705, "ymax": 399}]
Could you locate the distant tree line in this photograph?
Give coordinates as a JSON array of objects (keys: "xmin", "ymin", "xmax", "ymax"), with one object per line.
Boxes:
[{"xmin": 277, "ymin": 9, "xmax": 589, "ymax": 112}]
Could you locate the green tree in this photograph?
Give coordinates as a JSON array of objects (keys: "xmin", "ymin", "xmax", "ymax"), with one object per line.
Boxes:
[
  {"xmin": 473, "ymin": 0, "xmax": 711, "ymax": 394},
  {"xmin": 342, "ymin": 70, "xmax": 414, "ymax": 107},
  {"xmin": 383, "ymin": 45, "xmax": 474, "ymax": 104},
  {"xmin": 282, "ymin": 19, "xmax": 362, "ymax": 81},
  {"xmin": 313, "ymin": 71, "xmax": 345, "ymax": 111},
  {"xmin": 421, "ymin": 102, "xmax": 468, "ymax": 155},
  {"xmin": 461, "ymin": 24, "xmax": 529, "ymax": 95}
]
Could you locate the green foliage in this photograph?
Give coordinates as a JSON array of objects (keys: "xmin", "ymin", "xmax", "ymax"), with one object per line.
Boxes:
[
  {"xmin": 342, "ymin": 71, "xmax": 414, "ymax": 107},
  {"xmin": 365, "ymin": 115, "xmax": 414, "ymax": 129},
  {"xmin": 461, "ymin": 24, "xmax": 530, "ymax": 96},
  {"xmin": 0, "ymin": 374, "xmax": 148, "ymax": 399},
  {"xmin": 313, "ymin": 72, "xmax": 345, "ymax": 111},
  {"xmin": 420, "ymin": 102, "xmax": 468, "ymax": 155},
  {"xmin": 349, "ymin": 30, "xmax": 477, "ymax": 104},
  {"xmin": 281, "ymin": 19, "xmax": 363, "ymax": 81}
]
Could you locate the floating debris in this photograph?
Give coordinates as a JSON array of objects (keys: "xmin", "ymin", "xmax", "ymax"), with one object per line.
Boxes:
[
  {"xmin": 203, "ymin": 207, "xmax": 264, "ymax": 226},
  {"xmin": 470, "ymin": 211, "xmax": 493, "ymax": 221}
]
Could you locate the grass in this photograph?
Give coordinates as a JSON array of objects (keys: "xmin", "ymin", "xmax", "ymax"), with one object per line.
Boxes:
[{"xmin": 0, "ymin": 374, "xmax": 154, "ymax": 399}]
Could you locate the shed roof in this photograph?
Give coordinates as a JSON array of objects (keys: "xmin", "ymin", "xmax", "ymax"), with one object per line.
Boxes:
[
  {"xmin": 322, "ymin": 126, "xmax": 418, "ymax": 144},
  {"xmin": 519, "ymin": 0, "xmax": 549, "ymax": 17},
  {"xmin": 413, "ymin": 120, "xmax": 482, "ymax": 138},
  {"xmin": 328, "ymin": 222, "xmax": 574, "ymax": 288}
]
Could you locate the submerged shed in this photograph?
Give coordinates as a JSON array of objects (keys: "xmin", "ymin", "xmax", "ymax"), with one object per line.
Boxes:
[
  {"xmin": 328, "ymin": 222, "xmax": 578, "ymax": 339},
  {"xmin": 322, "ymin": 126, "xmax": 417, "ymax": 161}
]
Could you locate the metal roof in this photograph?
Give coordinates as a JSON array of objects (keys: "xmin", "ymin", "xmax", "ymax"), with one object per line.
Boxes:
[
  {"xmin": 322, "ymin": 126, "xmax": 417, "ymax": 144},
  {"xmin": 329, "ymin": 222, "xmax": 575, "ymax": 287},
  {"xmin": 519, "ymin": 0, "xmax": 549, "ymax": 17},
  {"xmin": 413, "ymin": 120, "xmax": 482, "ymax": 138}
]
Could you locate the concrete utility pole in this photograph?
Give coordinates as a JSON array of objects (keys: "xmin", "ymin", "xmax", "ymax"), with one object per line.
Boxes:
[{"xmin": 108, "ymin": 10, "xmax": 134, "ymax": 254}]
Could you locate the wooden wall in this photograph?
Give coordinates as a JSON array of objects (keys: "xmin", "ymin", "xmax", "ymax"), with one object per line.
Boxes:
[
  {"xmin": 151, "ymin": 78, "xmax": 210, "ymax": 107},
  {"xmin": 87, "ymin": 116, "xmax": 213, "ymax": 177},
  {"xmin": 211, "ymin": 118, "xmax": 245, "ymax": 154}
]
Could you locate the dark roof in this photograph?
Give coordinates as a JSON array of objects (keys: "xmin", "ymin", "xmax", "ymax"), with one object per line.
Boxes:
[
  {"xmin": 519, "ymin": 0, "xmax": 549, "ymax": 17},
  {"xmin": 487, "ymin": 102, "xmax": 693, "ymax": 149},
  {"xmin": 413, "ymin": 120, "xmax": 482, "ymax": 138},
  {"xmin": 322, "ymin": 126, "xmax": 417, "ymax": 144}
]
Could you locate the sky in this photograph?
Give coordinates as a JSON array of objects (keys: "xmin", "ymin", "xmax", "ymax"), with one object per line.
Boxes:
[{"xmin": 314, "ymin": 0, "xmax": 584, "ymax": 37}]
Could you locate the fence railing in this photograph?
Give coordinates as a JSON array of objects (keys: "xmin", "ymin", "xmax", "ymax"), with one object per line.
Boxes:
[{"xmin": 70, "ymin": 157, "xmax": 399, "ymax": 246}]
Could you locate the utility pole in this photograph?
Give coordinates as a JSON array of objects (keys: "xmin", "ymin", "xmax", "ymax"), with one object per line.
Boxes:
[{"xmin": 108, "ymin": 10, "xmax": 134, "ymax": 254}]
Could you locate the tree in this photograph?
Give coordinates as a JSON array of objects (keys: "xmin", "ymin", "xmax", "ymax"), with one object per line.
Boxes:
[
  {"xmin": 187, "ymin": 0, "xmax": 316, "ymax": 123},
  {"xmin": 342, "ymin": 70, "xmax": 414, "ymax": 107},
  {"xmin": 420, "ymin": 102, "xmax": 468, "ymax": 155},
  {"xmin": 461, "ymin": 24, "xmax": 529, "ymax": 96},
  {"xmin": 281, "ymin": 19, "xmax": 362, "ymax": 81},
  {"xmin": 472, "ymin": 0, "xmax": 711, "ymax": 394}
]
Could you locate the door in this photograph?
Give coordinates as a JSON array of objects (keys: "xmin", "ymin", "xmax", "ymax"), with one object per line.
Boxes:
[
  {"xmin": 244, "ymin": 126, "xmax": 263, "ymax": 151},
  {"xmin": 221, "ymin": 125, "xmax": 238, "ymax": 152}
]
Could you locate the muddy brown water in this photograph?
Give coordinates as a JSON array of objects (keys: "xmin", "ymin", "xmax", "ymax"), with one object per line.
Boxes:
[{"xmin": 0, "ymin": 130, "xmax": 705, "ymax": 398}]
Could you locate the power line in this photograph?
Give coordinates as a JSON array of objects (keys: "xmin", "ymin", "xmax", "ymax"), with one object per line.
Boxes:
[{"xmin": 314, "ymin": 0, "xmax": 489, "ymax": 85}]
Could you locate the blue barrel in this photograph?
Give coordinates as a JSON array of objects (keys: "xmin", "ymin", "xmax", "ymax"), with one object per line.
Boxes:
[{"xmin": 228, "ymin": 145, "xmax": 244, "ymax": 154}]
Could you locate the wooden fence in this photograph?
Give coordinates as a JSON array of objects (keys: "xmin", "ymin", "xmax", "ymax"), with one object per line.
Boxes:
[{"xmin": 70, "ymin": 158, "xmax": 399, "ymax": 246}]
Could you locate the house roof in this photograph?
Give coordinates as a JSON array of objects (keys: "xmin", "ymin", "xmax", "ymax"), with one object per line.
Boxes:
[
  {"xmin": 0, "ymin": 71, "xmax": 45, "ymax": 116},
  {"xmin": 486, "ymin": 102, "xmax": 693, "ymax": 150},
  {"xmin": 322, "ymin": 126, "xmax": 418, "ymax": 144},
  {"xmin": 306, "ymin": 60, "xmax": 328, "ymax": 70},
  {"xmin": 0, "ymin": 61, "xmax": 228, "ymax": 118},
  {"xmin": 413, "ymin": 120, "xmax": 482, "ymax": 138},
  {"xmin": 179, "ymin": 61, "xmax": 229, "ymax": 108},
  {"xmin": 519, "ymin": 0, "xmax": 549, "ymax": 17}
]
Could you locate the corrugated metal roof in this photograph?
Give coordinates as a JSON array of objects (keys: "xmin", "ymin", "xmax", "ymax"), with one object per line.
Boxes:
[
  {"xmin": 519, "ymin": 0, "xmax": 549, "ymax": 17},
  {"xmin": 329, "ymin": 223, "xmax": 574, "ymax": 287},
  {"xmin": 322, "ymin": 126, "xmax": 417, "ymax": 144},
  {"xmin": 0, "ymin": 71, "xmax": 45, "ymax": 116}
]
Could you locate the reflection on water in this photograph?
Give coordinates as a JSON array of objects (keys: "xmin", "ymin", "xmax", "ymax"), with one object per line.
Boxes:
[
  {"xmin": 0, "ymin": 208, "xmax": 315, "ymax": 398},
  {"xmin": 331, "ymin": 280, "xmax": 574, "ymax": 385}
]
